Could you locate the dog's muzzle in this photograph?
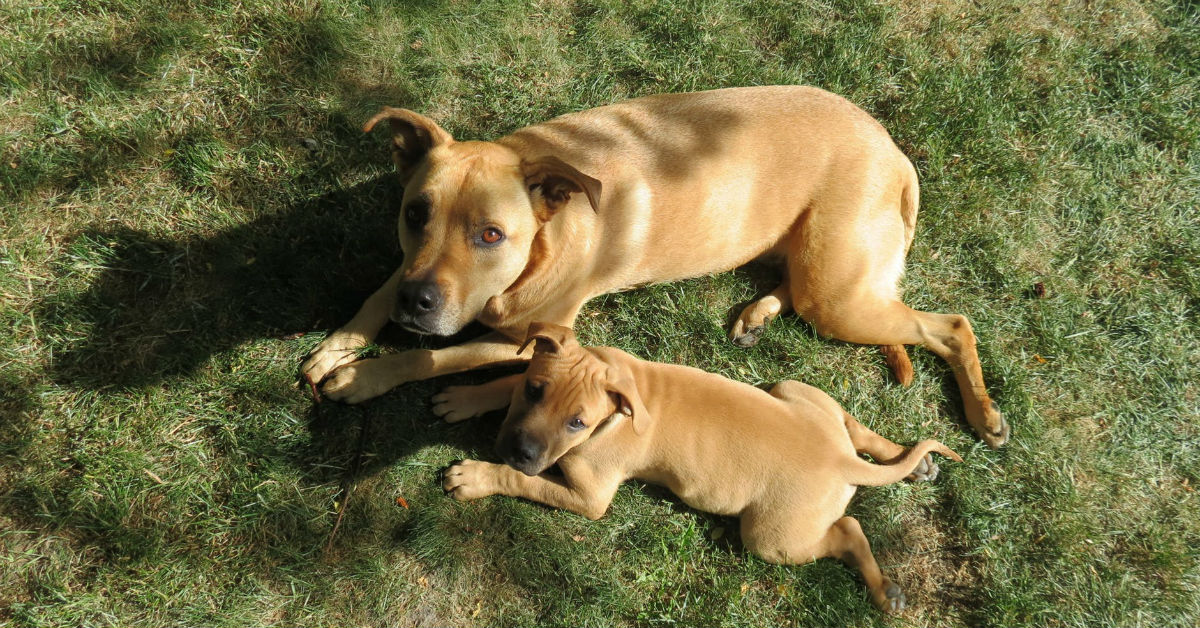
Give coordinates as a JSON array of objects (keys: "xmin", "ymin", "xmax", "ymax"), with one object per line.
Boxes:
[{"xmin": 391, "ymin": 280, "xmax": 444, "ymax": 334}]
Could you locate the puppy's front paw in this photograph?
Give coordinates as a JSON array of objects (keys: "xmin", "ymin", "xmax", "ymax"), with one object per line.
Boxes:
[
  {"xmin": 322, "ymin": 359, "xmax": 398, "ymax": 404},
  {"xmin": 431, "ymin": 387, "xmax": 493, "ymax": 423},
  {"xmin": 442, "ymin": 459, "xmax": 500, "ymax": 501}
]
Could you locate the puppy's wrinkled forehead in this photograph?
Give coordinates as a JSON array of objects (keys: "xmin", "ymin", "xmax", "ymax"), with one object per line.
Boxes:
[{"xmin": 525, "ymin": 347, "xmax": 606, "ymax": 405}]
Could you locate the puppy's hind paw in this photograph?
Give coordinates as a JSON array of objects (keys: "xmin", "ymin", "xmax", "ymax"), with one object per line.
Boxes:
[
  {"xmin": 882, "ymin": 581, "xmax": 906, "ymax": 613},
  {"xmin": 906, "ymin": 453, "xmax": 940, "ymax": 483}
]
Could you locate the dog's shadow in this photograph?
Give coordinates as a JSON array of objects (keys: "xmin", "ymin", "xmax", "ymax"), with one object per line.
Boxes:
[
  {"xmin": 39, "ymin": 174, "xmax": 404, "ymax": 389},
  {"xmin": 35, "ymin": 164, "xmax": 512, "ymax": 498}
]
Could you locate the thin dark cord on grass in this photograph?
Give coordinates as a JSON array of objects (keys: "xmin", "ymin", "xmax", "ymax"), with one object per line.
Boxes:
[{"xmin": 326, "ymin": 408, "xmax": 371, "ymax": 554}]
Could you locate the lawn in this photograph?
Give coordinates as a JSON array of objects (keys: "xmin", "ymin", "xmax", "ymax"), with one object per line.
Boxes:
[{"xmin": 1, "ymin": 0, "xmax": 1198, "ymax": 625}]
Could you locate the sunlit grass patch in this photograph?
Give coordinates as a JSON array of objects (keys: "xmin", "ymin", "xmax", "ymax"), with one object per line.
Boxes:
[{"xmin": 1, "ymin": 0, "xmax": 1197, "ymax": 625}]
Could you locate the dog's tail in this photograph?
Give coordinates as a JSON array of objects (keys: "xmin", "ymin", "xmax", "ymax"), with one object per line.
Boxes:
[{"xmin": 841, "ymin": 440, "xmax": 962, "ymax": 487}]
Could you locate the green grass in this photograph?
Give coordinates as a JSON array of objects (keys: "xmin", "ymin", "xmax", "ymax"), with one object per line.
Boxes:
[{"xmin": 2, "ymin": 0, "xmax": 1198, "ymax": 625}]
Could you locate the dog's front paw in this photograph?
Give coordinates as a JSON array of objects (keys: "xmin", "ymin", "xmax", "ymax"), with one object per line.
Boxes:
[
  {"xmin": 301, "ymin": 333, "xmax": 367, "ymax": 385},
  {"xmin": 431, "ymin": 387, "xmax": 494, "ymax": 423},
  {"xmin": 442, "ymin": 459, "xmax": 500, "ymax": 501},
  {"xmin": 321, "ymin": 359, "xmax": 398, "ymax": 404}
]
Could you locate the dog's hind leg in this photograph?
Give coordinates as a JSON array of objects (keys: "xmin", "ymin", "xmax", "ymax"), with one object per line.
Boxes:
[
  {"xmin": 730, "ymin": 283, "xmax": 792, "ymax": 348},
  {"xmin": 880, "ymin": 344, "xmax": 913, "ymax": 386},
  {"xmin": 819, "ymin": 516, "xmax": 906, "ymax": 612},
  {"xmin": 803, "ymin": 297, "xmax": 1008, "ymax": 448},
  {"xmin": 768, "ymin": 381, "xmax": 941, "ymax": 481},
  {"xmin": 743, "ymin": 510, "xmax": 904, "ymax": 613}
]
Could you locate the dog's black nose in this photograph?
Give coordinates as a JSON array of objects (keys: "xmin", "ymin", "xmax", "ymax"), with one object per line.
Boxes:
[{"xmin": 397, "ymin": 280, "xmax": 442, "ymax": 315}]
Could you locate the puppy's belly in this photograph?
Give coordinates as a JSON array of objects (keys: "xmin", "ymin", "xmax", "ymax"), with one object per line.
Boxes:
[
  {"xmin": 656, "ymin": 475, "xmax": 757, "ymax": 518},
  {"xmin": 654, "ymin": 469, "xmax": 857, "ymax": 521}
]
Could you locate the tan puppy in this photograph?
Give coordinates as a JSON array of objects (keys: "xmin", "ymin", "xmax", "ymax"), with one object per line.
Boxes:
[
  {"xmin": 301, "ymin": 85, "xmax": 1008, "ymax": 447},
  {"xmin": 437, "ymin": 323, "xmax": 961, "ymax": 612}
]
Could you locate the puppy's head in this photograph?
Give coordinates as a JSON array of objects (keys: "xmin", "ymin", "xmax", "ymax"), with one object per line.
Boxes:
[
  {"xmin": 363, "ymin": 108, "xmax": 602, "ymax": 336},
  {"xmin": 495, "ymin": 322, "xmax": 649, "ymax": 476}
]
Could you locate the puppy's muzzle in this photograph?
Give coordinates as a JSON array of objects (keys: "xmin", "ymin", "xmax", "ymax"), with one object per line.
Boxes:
[
  {"xmin": 391, "ymin": 280, "xmax": 443, "ymax": 333},
  {"xmin": 497, "ymin": 429, "xmax": 545, "ymax": 477}
]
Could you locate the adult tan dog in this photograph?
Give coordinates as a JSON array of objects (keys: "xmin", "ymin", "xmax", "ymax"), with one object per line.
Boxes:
[
  {"xmin": 300, "ymin": 85, "xmax": 1008, "ymax": 447},
  {"xmin": 437, "ymin": 323, "xmax": 962, "ymax": 612}
]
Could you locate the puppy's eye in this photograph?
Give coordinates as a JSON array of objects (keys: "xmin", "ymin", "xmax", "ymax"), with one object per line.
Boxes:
[
  {"xmin": 567, "ymin": 416, "xmax": 586, "ymax": 431},
  {"xmin": 525, "ymin": 380, "xmax": 545, "ymax": 403},
  {"xmin": 479, "ymin": 227, "xmax": 505, "ymax": 246}
]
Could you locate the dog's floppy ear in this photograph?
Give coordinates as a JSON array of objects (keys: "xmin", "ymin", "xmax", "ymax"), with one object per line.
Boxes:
[
  {"xmin": 518, "ymin": 321, "xmax": 578, "ymax": 356},
  {"xmin": 522, "ymin": 155, "xmax": 602, "ymax": 216},
  {"xmin": 363, "ymin": 107, "xmax": 453, "ymax": 185},
  {"xmin": 607, "ymin": 367, "xmax": 651, "ymax": 435}
]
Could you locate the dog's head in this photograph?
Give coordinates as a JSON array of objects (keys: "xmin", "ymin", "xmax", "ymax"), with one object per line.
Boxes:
[
  {"xmin": 495, "ymin": 322, "xmax": 650, "ymax": 476},
  {"xmin": 363, "ymin": 108, "xmax": 602, "ymax": 336}
]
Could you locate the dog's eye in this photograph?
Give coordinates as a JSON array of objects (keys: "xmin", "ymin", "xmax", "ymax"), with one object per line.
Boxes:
[
  {"xmin": 404, "ymin": 200, "xmax": 429, "ymax": 230},
  {"xmin": 479, "ymin": 227, "xmax": 505, "ymax": 246},
  {"xmin": 525, "ymin": 380, "xmax": 544, "ymax": 403},
  {"xmin": 567, "ymin": 415, "xmax": 586, "ymax": 431}
]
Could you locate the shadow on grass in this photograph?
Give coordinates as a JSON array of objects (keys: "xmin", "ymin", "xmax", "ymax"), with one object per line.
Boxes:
[
  {"xmin": 0, "ymin": 373, "xmax": 41, "ymax": 460},
  {"xmin": 38, "ymin": 175, "xmax": 402, "ymax": 388}
]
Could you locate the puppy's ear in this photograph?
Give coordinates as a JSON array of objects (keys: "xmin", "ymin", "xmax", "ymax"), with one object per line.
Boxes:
[
  {"xmin": 363, "ymin": 107, "xmax": 454, "ymax": 185},
  {"xmin": 522, "ymin": 155, "xmax": 602, "ymax": 217},
  {"xmin": 607, "ymin": 369, "xmax": 651, "ymax": 435},
  {"xmin": 518, "ymin": 322, "xmax": 577, "ymax": 356}
]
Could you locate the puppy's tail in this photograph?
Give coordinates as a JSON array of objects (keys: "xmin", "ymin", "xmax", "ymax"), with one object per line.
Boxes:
[{"xmin": 842, "ymin": 440, "xmax": 962, "ymax": 487}]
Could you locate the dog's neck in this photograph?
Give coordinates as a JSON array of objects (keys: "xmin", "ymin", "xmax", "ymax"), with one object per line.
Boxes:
[{"xmin": 478, "ymin": 204, "xmax": 595, "ymax": 332}]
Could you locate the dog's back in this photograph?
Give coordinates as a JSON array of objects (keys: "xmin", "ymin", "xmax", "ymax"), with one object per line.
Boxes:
[{"xmin": 499, "ymin": 86, "xmax": 916, "ymax": 290}]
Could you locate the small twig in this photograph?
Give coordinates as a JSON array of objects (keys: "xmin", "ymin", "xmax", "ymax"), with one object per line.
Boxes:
[
  {"xmin": 325, "ymin": 409, "xmax": 371, "ymax": 554},
  {"xmin": 307, "ymin": 376, "xmax": 322, "ymax": 404}
]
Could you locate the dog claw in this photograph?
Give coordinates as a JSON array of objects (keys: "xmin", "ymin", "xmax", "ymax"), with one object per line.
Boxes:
[
  {"xmin": 304, "ymin": 375, "xmax": 322, "ymax": 403},
  {"xmin": 983, "ymin": 407, "xmax": 1010, "ymax": 450},
  {"xmin": 731, "ymin": 324, "xmax": 766, "ymax": 348},
  {"xmin": 883, "ymin": 581, "xmax": 906, "ymax": 613}
]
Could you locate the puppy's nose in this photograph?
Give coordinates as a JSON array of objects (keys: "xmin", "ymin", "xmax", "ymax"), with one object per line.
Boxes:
[
  {"xmin": 397, "ymin": 280, "xmax": 442, "ymax": 315},
  {"xmin": 512, "ymin": 438, "xmax": 539, "ymax": 465},
  {"xmin": 499, "ymin": 430, "xmax": 544, "ymax": 475}
]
